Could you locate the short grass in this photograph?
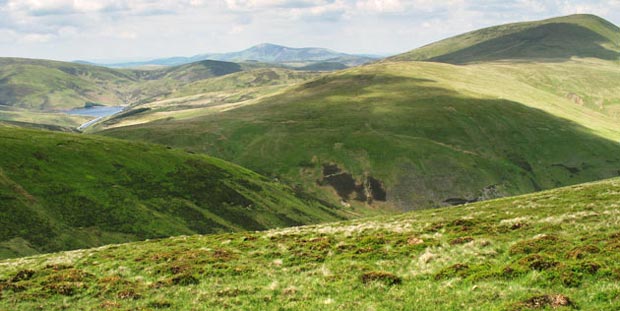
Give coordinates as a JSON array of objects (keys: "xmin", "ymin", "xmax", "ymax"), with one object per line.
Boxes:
[
  {"xmin": 0, "ymin": 124, "xmax": 350, "ymax": 259},
  {"xmin": 2, "ymin": 177, "xmax": 620, "ymax": 310}
]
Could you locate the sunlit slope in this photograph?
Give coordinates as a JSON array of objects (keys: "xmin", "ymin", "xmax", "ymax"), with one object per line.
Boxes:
[
  {"xmin": 86, "ymin": 68, "xmax": 322, "ymax": 132},
  {"xmin": 2, "ymin": 177, "xmax": 620, "ymax": 310},
  {"xmin": 0, "ymin": 124, "xmax": 344, "ymax": 259},
  {"xmin": 100, "ymin": 61, "xmax": 620, "ymax": 210},
  {"xmin": 389, "ymin": 14, "xmax": 620, "ymax": 64}
]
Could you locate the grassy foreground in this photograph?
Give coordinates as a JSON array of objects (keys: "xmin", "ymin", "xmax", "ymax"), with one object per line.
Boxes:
[{"xmin": 1, "ymin": 177, "xmax": 620, "ymax": 310}]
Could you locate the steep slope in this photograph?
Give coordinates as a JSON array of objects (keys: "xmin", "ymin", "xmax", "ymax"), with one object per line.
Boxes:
[
  {"xmin": 2, "ymin": 177, "xmax": 620, "ymax": 310},
  {"xmin": 0, "ymin": 124, "xmax": 345, "ymax": 259},
  {"xmin": 100, "ymin": 60, "xmax": 620, "ymax": 210},
  {"xmin": 0, "ymin": 58, "xmax": 247, "ymax": 112},
  {"xmin": 390, "ymin": 14, "xmax": 620, "ymax": 63}
]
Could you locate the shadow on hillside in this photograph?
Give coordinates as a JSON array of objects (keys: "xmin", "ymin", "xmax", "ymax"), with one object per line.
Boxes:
[
  {"xmin": 100, "ymin": 72, "xmax": 620, "ymax": 211},
  {"xmin": 432, "ymin": 23, "xmax": 620, "ymax": 64}
]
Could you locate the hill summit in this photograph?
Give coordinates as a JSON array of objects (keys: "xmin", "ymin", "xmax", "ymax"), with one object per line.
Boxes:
[{"xmin": 390, "ymin": 14, "xmax": 620, "ymax": 63}]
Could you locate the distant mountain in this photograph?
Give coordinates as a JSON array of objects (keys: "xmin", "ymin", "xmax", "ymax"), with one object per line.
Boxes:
[
  {"xmin": 90, "ymin": 43, "xmax": 378, "ymax": 68},
  {"xmin": 389, "ymin": 14, "xmax": 620, "ymax": 64}
]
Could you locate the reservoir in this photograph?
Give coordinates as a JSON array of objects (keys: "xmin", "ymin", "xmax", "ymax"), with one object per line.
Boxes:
[
  {"xmin": 68, "ymin": 106, "xmax": 125, "ymax": 117},
  {"xmin": 67, "ymin": 106, "xmax": 125, "ymax": 130}
]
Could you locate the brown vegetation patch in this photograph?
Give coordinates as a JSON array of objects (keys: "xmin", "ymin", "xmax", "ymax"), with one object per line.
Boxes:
[
  {"xmin": 170, "ymin": 274, "xmax": 199, "ymax": 286},
  {"xmin": 360, "ymin": 271, "xmax": 402, "ymax": 286},
  {"xmin": 435, "ymin": 263, "xmax": 470, "ymax": 280},
  {"xmin": 518, "ymin": 254, "xmax": 559, "ymax": 271},
  {"xmin": 100, "ymin": 300, "xmax": 121, "ymax": 309},
  {"xmin": 45, "ymin": 264, "xmax": 73, "ymax": 271},
  {"xmin": 450, "ymin": 236, "xmax": 474, "ymax": 245},
  {"xmin": 566, "ymin": 245, "xmax": 600, "ymax": 259},
  {"xmin": 44, "ymin": 282, "xmax": 86, "ymax": 296},
  {"xmin": 510, "ymin": 235, "xmax": 563, "ymax": 255},
  {"xmin": 148, "ymin": 300, "xmax": 173, "ymax": 309},
  {"xmin": 11, "ymin": 270, "xmax": 35, "ymax": 282},
  {"xmin": 510, "ymin": 222, "xmax": 527, "ymax": 230},
  {"xmin": 407, "ymin": 237, "xmax": 424, "ymax": 245},
  {"xmin": 515, "ymin": 294, "xmax": 574, "ymax": 310},
  {"xmin": 117, "ymin": 289, "xmax": 141, "ymax": 300}
]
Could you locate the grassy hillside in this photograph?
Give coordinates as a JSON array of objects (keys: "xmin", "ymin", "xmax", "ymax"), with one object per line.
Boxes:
[
  {"xmin": 0, "ymin": 124, "xmax": 348, "ymax": 259},
  {"xmin": 0, "ymin": 106, "xmax": 90, "ymax": 129},
  {"xmin": 0, "ymin": 58, "xmax": 247, "ymax": 112},
  {"xmin": 86, "ymin": 68, "xmax": 322, "ymax": 132},
  {"xmin": 389, "ymin": 14, "xmax": 620, "ymax": 64},
  {"xmin": 99, "ymin": 60, "xmax": 620, "ymax": 210},
  {"xmin": 0, "ymin": 58, "xmax": 136, "ymax": 111},
  {"xmin": 2, "ymin": 177, "xmax": 620, "ymax": 310}
]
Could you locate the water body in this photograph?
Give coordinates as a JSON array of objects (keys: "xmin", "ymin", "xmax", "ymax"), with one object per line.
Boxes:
[
  {"xmin": 67, "ymin": 106, "xmax": 125, "ymax": 130},
  {"xmin": 68, "ymin": 106, "xmax": 125, "ymax": 117}
]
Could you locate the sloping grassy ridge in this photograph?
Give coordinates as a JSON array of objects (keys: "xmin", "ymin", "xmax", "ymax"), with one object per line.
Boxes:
[
  {"xmin": 0, "ymin": 125, "xmax": 344, "ymax": 259},
  {"xmin": 1, "ymin": 177, "xmax": 620, "ymax": 310},
  {"xmin": 389, "ymin": 14, "xmax": 620, "ymax": 64},
  {"xmin": 100, "ymin": 61, "xmax": 620, "ymax": 210}
]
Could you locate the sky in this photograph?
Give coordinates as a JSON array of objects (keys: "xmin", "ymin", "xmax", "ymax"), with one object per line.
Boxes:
[{"xmin": 0, "ymin": 0, "xmax": 619, "ymax": 61}]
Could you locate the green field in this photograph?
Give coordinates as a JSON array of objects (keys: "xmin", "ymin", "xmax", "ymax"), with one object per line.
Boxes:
[
  {"xmin": 2, "ymin": 177, "xmax": 620, "ymax": 310},
  {"xmin": 0, "ymin": 124, "xmax": 353, "ymax": 259}
]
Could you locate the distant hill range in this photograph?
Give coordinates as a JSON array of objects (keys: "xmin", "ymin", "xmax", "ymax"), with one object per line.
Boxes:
[{"xmin": 77, "ymin": 43, "xmax": 379, "ymax": 68}]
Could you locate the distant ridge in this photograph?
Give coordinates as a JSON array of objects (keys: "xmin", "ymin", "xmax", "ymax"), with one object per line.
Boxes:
[
  {"xmin": 86, "ymin": 43, "xmax": 377, "ymax": 68},
  {"xmin": 389, "ymin": 14, "xmax": 620, "ymax": 63}
]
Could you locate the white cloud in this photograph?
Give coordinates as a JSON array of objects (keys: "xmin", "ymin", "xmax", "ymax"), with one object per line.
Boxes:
[
  {"xmin": 356, "ymin": 0, "xmax": 405, "ymax": 12},
  {"xmin": 0, "ymin": 0, "xmax": 619, "ymax": 60}
]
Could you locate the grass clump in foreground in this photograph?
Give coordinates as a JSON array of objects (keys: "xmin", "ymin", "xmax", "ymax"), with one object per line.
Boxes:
[{"xmin": 2, "ymin": 177, "xmax": 620, "ymax": 310}]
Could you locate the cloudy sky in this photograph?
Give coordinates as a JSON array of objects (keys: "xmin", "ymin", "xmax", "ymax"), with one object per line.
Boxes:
[{"xmin": 0, "ymin": 0, "xmax": 619, "ymax": 61}]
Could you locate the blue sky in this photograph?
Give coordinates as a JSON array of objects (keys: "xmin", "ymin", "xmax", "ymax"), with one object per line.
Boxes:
[{"xmin": 0, "ymin": 0, "xmax": 618, "ymax": 61}]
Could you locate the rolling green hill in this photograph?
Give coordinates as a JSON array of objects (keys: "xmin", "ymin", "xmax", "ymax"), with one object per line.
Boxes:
[
  {"xmin": 85, "ymin": 68, "xmax": 323, "ymax": 132},
  {"xmin": 389, "ymin": 14, "xmax": 620, "ymax": 64},
  {"xmin": 2, "ymin": 176, "xmax": 620, "ymax": 310},
  {"xmin": 0, "ymin": 124, "xmax": 347, "ymax": 259},
  {"xmin": 0, "ymin": 58, "xmax": 247, "ymax": 112},
  {"xmin": 99, "ymin": 59, "xmax": 620, "ymax": 210}
]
